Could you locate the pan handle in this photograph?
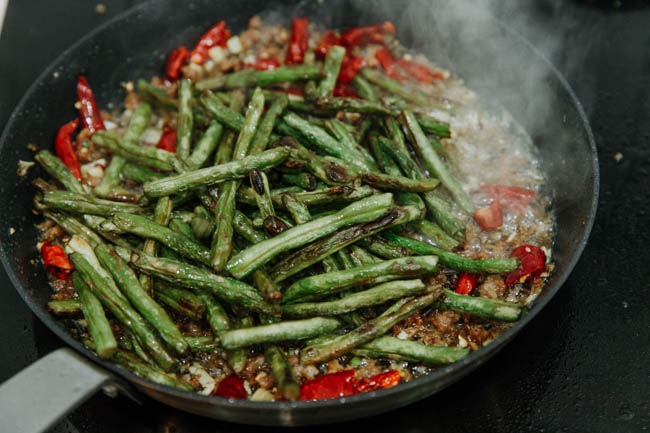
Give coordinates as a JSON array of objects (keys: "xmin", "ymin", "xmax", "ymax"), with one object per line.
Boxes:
[{"xmin": 0, "ymin": 347, "xmax": 122, "ymax": 433}]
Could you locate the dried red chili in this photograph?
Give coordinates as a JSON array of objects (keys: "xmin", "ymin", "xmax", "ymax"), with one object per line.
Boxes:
[
  {"xmin": 40, "ymin": 242, "xmax": 73, "ymax": 280},
  {"xmin": 505, "ymin": 245, "xmax": 546, "ymax": 287},
  {"xmin": 353, "ymin": 370, "xmax": 401, "ymax": 393},
  {"xmin": 156, "ymin": 128, "xmax": 177, "ymax": 153},
  {"xmin": 54, "ymin": 118, "xmax": 82, "ymax": 181},
  {"xmin": 246, "ymin": 57, "xmax": 281, "ymax": 71},
  {"xmin": 473, "ymin": 199, "xmax": 503, "ymax": 231},
  {"xmin": 375, "ymin": 48, "xmax": 408, "ymax": 82},
  {"xmin": 396, "ymin": 58, "xmax": 444, "ymax": 83},
  {"xmin": 338, "ymin": 55, "xmax": 365, "ymax": 85},
  {"xmin": 76, "ymin": 76, "xmax": 105, "ymax": 133},
  {"xmin": 286, "ymin": 17, "xmax": 309, "ymax": 65},
  {"xmin": 165, "ymin": 46, "xmax": 190, "ymax": 80},
  {"xmin": 299, "ymin": 370, "xmax": 356, "ymax": 401},
  {"xmin": 455, "ymin": 273, "xmax": 479, "ymax": 295},
  {"xmin": 341, "ymin": 21, "xmax": 395, "ymax": 46},
  {"xmin": 190, "ymin": 21, "xmax": 231, "ymax": 64},
  {"xmin": 315, "ymin": 30, "xmax": 342, "ymax": 57},
  {"xmin": 480, "ymin": 184, "xmax": 536, "ymax": 216},
  {"xmin": 212, "ymin": 375, "xmax": 247, "ymax": 399}
]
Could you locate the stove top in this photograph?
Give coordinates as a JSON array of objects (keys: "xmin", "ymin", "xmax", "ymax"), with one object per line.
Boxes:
[{"xmin": 1, "ymin": 1, "xmax": 648, "ymax": 431}]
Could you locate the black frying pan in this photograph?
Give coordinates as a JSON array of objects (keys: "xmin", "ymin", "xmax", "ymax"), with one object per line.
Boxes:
[{"xmin": 0, "ymin": 0, "xmax": 599, "ymax": 430}]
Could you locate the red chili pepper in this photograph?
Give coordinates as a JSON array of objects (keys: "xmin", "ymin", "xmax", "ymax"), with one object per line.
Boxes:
[
  {"xmin": 299, "ymin": 370, "xmax": 356, "ymax": 401},
  {"xmin": 212, "ymin": 375, "xmax": 247, "ymax": 399},
  {"xmin": 473, "ymin": 199, "xmax": 503, "ymax": 231},
  {"xmin": 396, "ymin": 58, "xmax": 444, "ymax": 83},
  {"xmin": 353, "ymin": 370, "xmax": 401, "ymax": 393},
  {"xmin": 246, "ymin": 57, "xmax": 281, "ymax": 71},
  {"xmin": 375, "ymin": 48, "xmax": 409, "ymax": 82},
  {"xmin": 315, "ymin": 30, "xmax": 343, "ymax": 57},
  {"xmin": 480, "ymin": 184, "xmax": 536, "ymax": 216},
  {"xmin": 77, "ymin": 76, "xmax": 105, "ymax": 133},
  {"xmin": 505, "ymin": 245, "xmax": 546, "ymax": 287},
  {"xmin": 54, "ymin": 118, "xmax": 82, "ymax": 181},
  {"xmin": 287, "ymin": 17, "xmax": 309, "ymax": 65},
  {"xmin": 190, "ymin": 21, "xmax": 231, "ymax": 64},
  {"xmin": 455, "ymin": 273, "xmax": 479, "ymax": 295},
  {"xmin": 156, "ymin": 128, "xmax": 176, "ymax": 153},
  {"xmin": 333, "ymin": 83, "xmax": 359, "ymax": 98},
  {"xmin": 338, "ymin": 55, "xmax": 365, "ymax": 85},
  {"xmin": 40, "ymin": 242, "xmax": 73, "ymax": 280},
  {"xmin": 341, "ymin": 21, "xmax": 395, "ymax": 46},
  {"xmin": 165, "ymin": 46, "xmax": 190, "ymax": 80}
]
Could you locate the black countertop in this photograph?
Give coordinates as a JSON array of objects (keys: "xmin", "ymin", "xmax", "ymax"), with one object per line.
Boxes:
[{"xmin": 1, "ymin": 1, "xmax": 648, "ymax": 432}]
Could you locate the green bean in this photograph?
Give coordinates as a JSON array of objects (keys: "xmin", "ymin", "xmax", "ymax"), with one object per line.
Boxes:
[
  {"xmin": 112, "ymin": 213, "xmax": 210, "ymax": 265},
  {"xmin": 72, "ymin": 272, "xmax": 117, "ymax": 358},
  {"xmin": 198, "ymin": 290, "xmax": 232, "ymax": 333},
  {"xmin": 265, "ymin": 345, "xmax": 300, "ymax": 400},
  {"xmin": 47, "ymin": 298, "xmax": 82, "ymax": 315},
  {"xmin": 400, "ymin": 109, "xmax": 474, "ymax": 214},
  {"xmin": 351, "ymin": 75, "xmax": 379, "ymax": 102},
  {"xmin": 92, "ymin": 130, "xmax": 174, "ymax": 171},
  {"xmin": 112, "ymin": 349, "xmax": 192, "ymax": 391},
  {"xmin": 122, "ymin": 163, "xmax": 165, "ymax": 183},
  {"xmin": 34, "ymin": 150, "xmax": 87, "ymax": 194},
  {"xmin": 325, "ymin": 118, "xmax": 377, "ymax": 170},
  {"xmin": 361, "ymin": 171, "xmax": 440, "ymax": 192},
  {"xmin": 383, "ymin": 232, "xmax": 519, "ymax": 273},
  {"xmin": 120, "ymin": 248, "xmax": 280, "ymax": 316},
  {"xmin": 237, "ymin": 184, "xmax": 374, "ymax": 208},
  {"xmin": 280, "ymin": 172, "xmax": 317, "ymax": 191},
  {"xmin": 43, "ymin": 211, "xmax": 104, "ymax": 248},
  {"xmin": 233, "ymin": 211, "xmax": 268, "ymax": 244},
  {"xmin": 317, "ymin": 45, "xmax": 345, "ymax": 98},
  {"xmin": 417, "ymin": 114, "xmax": 451, "ymax": 138},
  {"xmin": 218, "ymin": 317, "xmax": 342, "ymax": 349},
  {"xmin": 197, "ymin": 65, "xmax": 322, "ymax": 90},
  {"xmin": 359, "ymin": 236, "xmax": 415, "ymax": 260},
  {"xmin": 282, "ymin": 194, "xmax": 311, "ymax": 225},
  {"xmin": 439, "ymin": 289, "xmax": 523, "ymax": 321},
  {"xmin": 95, "ymin": 243, "xmax": 188, "ymax": 355},
  {"xmin": 283, "ymin": 256, "xmax": 438, "ymax": 303},
  {"xmin": 185, "ymin": 336, "xmax": 220, "ymax": 353},
  {"xmin": 300, "ymin": 290, "xmax": 442, "ymax": 364},
  {"xmin": 139, "ymin": 196, "xmax": 173, "ymax": 294},
  {"xmin": 154, "ymin": 283, "xmax": 205, "ymax": 321},
  {"xmin": 249, "ymin": 94, "xmax": 288, "ymax": 156},
  {"xmin": 41, "ymin": 190, "xmax": 145, "ymax": 216},
  {"xmin": 142, "ymin": 147, "xmax": 289, "ymax": 197},
  {"xmin": 226, "ymin": 193, "xmax": 394, "ymax": 279},
  {"xmin": 411, "ymin": 219, "xmax": 459, "ymax": 251},
  {"xmin": 269, "ymin": 205, "xmax": 421, "ymax": 283},
  {"xmin": 283, "ymin": 113, "xmax": 373, "ymax": 172},
  {"xmin": 176, "ymin": 79, "xmax": 194, "ymax": 160},
  {"xmin": 186, "ymin": 122, "xmax": 223, "ymax": 170},
  {"xmin": 283, "ymin": 279, "xmax": 427, "ymax": 318},
  {"xmin": 355, "ymin": 336, "xmax": 469, "ymax": 365},
  {"xmin": 360, "ymin": 68, "xmax": 434, "ymax": 107}
]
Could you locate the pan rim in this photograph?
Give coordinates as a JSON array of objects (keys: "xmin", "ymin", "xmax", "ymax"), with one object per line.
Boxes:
[{"xmin": 0, "ymin": 0, "xmax": 599, "ymax": 413}]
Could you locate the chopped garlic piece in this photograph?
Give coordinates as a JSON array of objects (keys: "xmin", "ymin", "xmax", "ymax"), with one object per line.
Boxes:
[
  {"xmin": 104, "ymin": 120, "xmax": 117, "ymax": 131},
  {"xmin": 227, "ymin": 36, "xmax": 242, "ymax": 54},
  {"xmin": 188, "ymin": 363, "xmax": 216, "ymax": 395},
  {"xmin": 209, "ymin": 46, "xmax": 226, "ymax": 62},
  {"xmin": 250, "ymin": 388, "xmax": 274, "ymax": 401},
  {"xmin": 396, "ymin": 331, "xmax": 408, "ymax": 340},
  {"xmin": 458, "ymin": 334, "xmax": 468, "ymax": 348}
]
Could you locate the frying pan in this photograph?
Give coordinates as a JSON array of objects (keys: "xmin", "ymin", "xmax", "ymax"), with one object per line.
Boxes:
[{"xmin": 0, "ymin": 0, "xmax": 598, "ymax": 431}]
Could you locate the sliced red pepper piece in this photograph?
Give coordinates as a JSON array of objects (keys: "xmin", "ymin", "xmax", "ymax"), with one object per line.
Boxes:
[
  {"xmin": 338, "ymin": 55, "xmax": 365, "ymax": 85},
  {"xmin": 354, "ymin": 370, "xmax": 401, "ymax": 393},
  {"xmin": 341, "ymin": 21, "xmax": 395, "ymax": 46},
  {"xmin": 278, "ymin": 88, "xmax": 304, "ymax": 96},
  {"xmin": 165, "ymin": 46, "xmax": 190, "ymax": 80},
  {"xmin": 156, "ymin": 128, "xmax": 177, "ymax": 153},
  {"xmin": 396, "ymin": 58, "xmax": 444, "ymax": 83},
  {"xmin": 480, "ymin": 184, "xmax": 536, "ymax": 216},
  {"xmin": 473, "ymin": 199, "xmax": 503, "ymax": 231},
  {"xmin": 40, "ymin": 242, "xmax": 73, "ymax": 280},
  {"xmin": 54, "ymin": 118, "xmax": 82, "ymax": 181},
  {"xmin": 315, "ymin": 30, "xmax": 343, "ymax": 57},
  {"xmin": 333, "ymin": 83, "xmax": 359, "ymax": 98},
  {"xmin": 455, "ymin": 273, "xmax": 479, "ymax": 295},
  {"xmin": 375, "ymin": 48, "xmax": 409, "ymax": 82},
  {"xmin": 246, "ymin": 57, "xmax": 281, "ymax": 71},
  {"xmin": 190, "ymin": 21, "xmax": 231, "ymax": 64},
  {"xmin": 505, "ymin": 245, "xmax": 546, "ymax": 287},
  {"xmin": 299, "ymin": 370, "xmax": 356, "ymax": 401},
  {"xmin": 77, "ymin": 76, "xmax": 105, "ymax": 133},
  {"xmin": 212, "ymin": 375, "xmax": 247, "ymax": 399},
  {"xmin": 286, "ymin": 17, "xmax": 309, "ymax": 65}
]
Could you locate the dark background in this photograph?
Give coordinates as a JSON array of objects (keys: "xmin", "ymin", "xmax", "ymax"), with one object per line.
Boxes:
[{"xmin": 0, "ymin": 1, "xmax": 648, "ymax": 432}]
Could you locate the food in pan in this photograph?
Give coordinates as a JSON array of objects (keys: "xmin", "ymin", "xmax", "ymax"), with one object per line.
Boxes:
[{"xmin": 32, "ymin": 16, "xmax": 553, "ymax": 401}]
